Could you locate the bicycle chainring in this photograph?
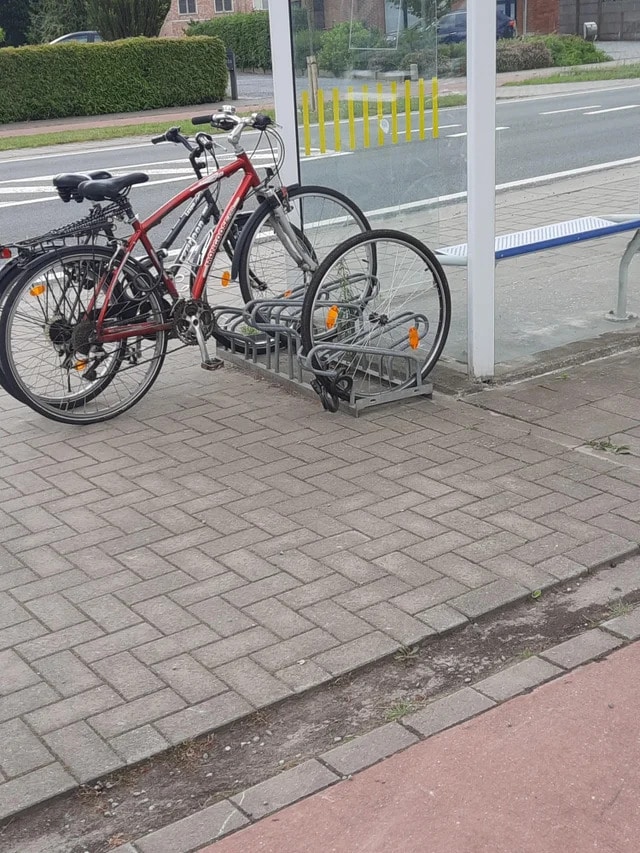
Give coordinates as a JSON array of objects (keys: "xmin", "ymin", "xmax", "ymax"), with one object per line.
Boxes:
[{"xmin": 172, "ymin": 298, "xmax": 215, "ymax": 346}]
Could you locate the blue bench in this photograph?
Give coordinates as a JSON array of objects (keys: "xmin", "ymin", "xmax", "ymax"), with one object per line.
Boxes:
[{"xmin": 435, "ymin": 215, "xmax": 640, "ymax": 321}]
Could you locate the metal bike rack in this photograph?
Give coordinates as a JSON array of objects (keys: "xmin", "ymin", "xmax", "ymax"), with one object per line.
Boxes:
[{"xmin": 212, "ymin": 291, "xmax": 434, "ymax": 416}]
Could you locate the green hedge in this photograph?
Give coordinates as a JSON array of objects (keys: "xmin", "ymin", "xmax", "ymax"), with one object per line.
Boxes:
[
  {"xmin": 187, "ymin": 12, "xmax": 271, "ymax": 71},
  {"xmin": 0, "ymin": 36, "xmax": 227, "ymax": 123}
]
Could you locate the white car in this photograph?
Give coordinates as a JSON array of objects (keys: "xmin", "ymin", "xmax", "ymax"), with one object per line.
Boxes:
[{"xmin": 49, "ymin": 31, "xmax": 103, "ymax": 44}]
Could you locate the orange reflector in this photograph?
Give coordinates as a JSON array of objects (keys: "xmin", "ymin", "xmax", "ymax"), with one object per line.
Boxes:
[
  {"xmin": 326, "ymin": 305, "xmax": 339, "ymax": 330},
  {"xmin": 221, "ymin": 270, "xmax": 231, "ymax": 288},
  {"xmin": 1, "ymin": 247, "xmax": 11, "ymax": 259},
  {"xmin": 408, "ymin": 326, "xmax": 419, "ymax": 349},
  {"xmin": 73, "ymin": 360, "xmax": 87, "ymax": 371},
  {"xmin": 283, "ymin": 289, "xmax": 292, "ymax": 298},
  {"xmin": 29, "ymin": 284, "xmax": 46, "ymax": 297}
]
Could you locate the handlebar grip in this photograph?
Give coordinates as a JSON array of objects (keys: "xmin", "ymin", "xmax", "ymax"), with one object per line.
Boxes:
[
  {"xmin": 151, "ymin": 134, "xmax": 166, "ymax": 144},
  {"xmin": 253, "ymin": 113, "xmax": 272, "ymax": 131},
  {"xmin": 192, "ymin": 114, "xmax": 213, "ymax": 126}
]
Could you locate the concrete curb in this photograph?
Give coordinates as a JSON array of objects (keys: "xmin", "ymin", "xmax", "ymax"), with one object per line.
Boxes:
[{"xmin": 121, "ymin": 602, "xmax": 640, "ymax": 853}]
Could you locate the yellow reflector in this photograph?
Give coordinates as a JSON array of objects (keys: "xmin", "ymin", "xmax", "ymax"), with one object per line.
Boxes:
[
  {"xmin": 30, "ymin": 284, "xmax": 45, "ymax": 297},
  {"xmin": 326, "ymin": 305, "xmax": 339, "ymax": 330},
  {"xmin": 73, "ymin": 360, "xmax": 87, "ymax": 371},
  {"xmin": 408, "ymin": 326, "xmax": 419, "ymax": 349},
  {"xmin": 221, "ymin": 271, "xmax": 231, "ymax": 288}
]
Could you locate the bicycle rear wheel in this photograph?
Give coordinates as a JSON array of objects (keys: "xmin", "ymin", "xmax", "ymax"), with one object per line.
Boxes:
[
  {"xmin": 235, "ymin": 185, "xmax": 372, "ymax": 304},
  {"xmin": 300, "ymin": 229, "xmax": 451, "ymax": 405},
  {"xmin": 0, "ymin": 245, "xmax": 169, "ymax": 424}
]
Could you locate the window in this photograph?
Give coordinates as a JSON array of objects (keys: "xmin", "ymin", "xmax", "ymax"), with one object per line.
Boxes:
[
  {"xmin": 253, "ymin": 0, "xmax": 268, "ymax": 8},
  {"xmin": 178, "ymin": 0, "xmax": 197, "ymax": 13},
  {"xmin": 215, "ymin": 0, "xmax": 233, "ymax": 11}
]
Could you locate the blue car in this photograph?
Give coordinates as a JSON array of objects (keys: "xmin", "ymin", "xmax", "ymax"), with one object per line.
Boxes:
[{"xmin": 437, "ymin": 10, "xmax": 517, "ymax": 43}]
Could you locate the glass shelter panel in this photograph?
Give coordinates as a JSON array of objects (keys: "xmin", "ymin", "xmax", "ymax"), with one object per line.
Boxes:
[{"xmin": 292, "ymin": 0, "xmax": 450, "ymax": 326}]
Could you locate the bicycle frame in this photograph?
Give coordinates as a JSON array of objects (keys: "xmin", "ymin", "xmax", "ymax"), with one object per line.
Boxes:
[{"xmin": 95, "ymin": 152, "xmax": 262, "ymax": 344}]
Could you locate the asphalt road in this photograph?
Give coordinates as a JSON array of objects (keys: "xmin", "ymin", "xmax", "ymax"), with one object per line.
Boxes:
[{"xmin": 3, "ymin": 82, "xmax": 640, "ymax": 244}]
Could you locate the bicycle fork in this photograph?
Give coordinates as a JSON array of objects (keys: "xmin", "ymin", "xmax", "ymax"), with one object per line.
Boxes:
[{"xmin": 269, "ymin": 206, "xmax": 317, "ymax": 272}]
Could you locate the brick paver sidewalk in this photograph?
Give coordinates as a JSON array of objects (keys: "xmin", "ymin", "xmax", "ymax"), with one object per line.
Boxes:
[{"xmin": 2, "ymin": 154, "xmax": 640, "ymax": 820}]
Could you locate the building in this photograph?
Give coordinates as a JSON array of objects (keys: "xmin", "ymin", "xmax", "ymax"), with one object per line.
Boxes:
[{"xmin": 160, "ymin": 0, "xmax": 262, "ymax": 38}]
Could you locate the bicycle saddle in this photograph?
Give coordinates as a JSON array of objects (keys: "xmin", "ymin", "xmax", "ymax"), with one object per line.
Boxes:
[
  {"xmin": 53, "ymin": 171, "xmax": 112, "ymax": 203},
  {"xmin": 78, "ymin": 172, "xmax": 149, "ymax": 202}
]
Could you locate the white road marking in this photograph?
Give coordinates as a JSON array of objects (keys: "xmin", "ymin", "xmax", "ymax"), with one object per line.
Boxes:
[
  {"xmin": 584, "ymin": 104, "xmax": 640, "ymax": 115},
  {"xmin": 540, "ymin": 105, "xmax": 600, "ymax": 115},
  {"xmin": 446, "ymin": 126, "xmax": 509, "ymax": 138}
]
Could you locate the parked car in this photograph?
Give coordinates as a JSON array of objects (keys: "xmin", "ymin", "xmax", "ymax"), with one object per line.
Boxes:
[
  {"xmin": 49, "ymin": 31, "xmax": 103, "ymax": 44},
  {"xmin": 437, "ymin": 10, "xmax": 516, "ymax": 43}
]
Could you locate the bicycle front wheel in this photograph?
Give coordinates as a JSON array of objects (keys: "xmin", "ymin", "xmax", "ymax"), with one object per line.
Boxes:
[
  {"xmin": 0, "ymin": 245, "xmax": 169, "ymax": 424},
  {"xmin": 301, "ymin": 229, "xmax": 451, "ymax": 402},
  {"xmin": 236, "ymin": 185, "xmax": 371, "ymax": 304}
]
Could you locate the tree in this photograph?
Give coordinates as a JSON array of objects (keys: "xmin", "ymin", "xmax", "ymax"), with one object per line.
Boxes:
[
  {"xmin": 0, "ymin": 0, "xmax": 31, "ymax": 45},
  {"xmin": 85, "ymin": 0, "xmax": 171, "ymax": 40},
  {"xmin": 28, "ymin": 0, "xmax": 89, "ymax": 43}
]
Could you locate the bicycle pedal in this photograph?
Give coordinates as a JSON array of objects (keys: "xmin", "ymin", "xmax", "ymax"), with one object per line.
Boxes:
[{"xmin": 201, "ymin": 357, "xmax": 224, "ymax": 371}]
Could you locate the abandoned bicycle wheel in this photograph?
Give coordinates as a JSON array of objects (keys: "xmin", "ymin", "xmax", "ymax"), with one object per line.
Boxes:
[
  {"xmin": 0, "ymin": 245, "xmax": 169, "ymax": 424},
  {"xmin": 300, "ymin": 229, "xmax": 451, "ymax": 410},
  {"xmin": 234, "ymin": 185, "xmax": 372, "ymax": 304}
]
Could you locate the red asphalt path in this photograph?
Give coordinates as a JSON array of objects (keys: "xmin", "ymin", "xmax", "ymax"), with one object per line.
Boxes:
[{"xmin": 205, "ymin": 642, "xmax": 640, "ymax": 853}]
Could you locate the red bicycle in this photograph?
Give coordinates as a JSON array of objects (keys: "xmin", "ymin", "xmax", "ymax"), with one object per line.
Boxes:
[{"xmin": 0, "ymin": 107, "xmax": 371, "ymax": 424}]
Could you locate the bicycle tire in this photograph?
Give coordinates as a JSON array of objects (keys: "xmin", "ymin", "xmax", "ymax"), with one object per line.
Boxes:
[
  {"xmin": 0, "ymin": 245, "xmax": 169, "ymax": 424},
  {"xmin": 234, "ymin": 185, "xmax": 372, "ymax": 305},
  {"xmin": 300, "ymin": 229, "xmax": 451, "ymax": 402}
]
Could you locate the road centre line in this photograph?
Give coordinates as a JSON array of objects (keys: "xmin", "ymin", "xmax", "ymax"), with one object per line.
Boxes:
[{"xmin": 446, "ymin": 127, "xmax": 509, "ymax": 138}]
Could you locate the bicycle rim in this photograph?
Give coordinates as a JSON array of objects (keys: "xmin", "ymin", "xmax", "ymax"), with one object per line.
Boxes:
[
  {"xmin": 0, "ymin": 247, "xmax": 168, "ymax": 424},
  {"xmin": 238, "ymin": 185, "xmax": 371, "ymax": 304},
  {"xmin": 301, "ymin": 230, "xmax": 451, "ymax": 401}
]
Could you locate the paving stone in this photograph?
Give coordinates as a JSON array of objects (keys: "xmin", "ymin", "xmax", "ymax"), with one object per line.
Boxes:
[
  {"xmin": 11, "ymin": 570, "xmax": 89, "ymax": 603},
  {"xmin": 474, "ymin": 656, "xmax": 562, "ymax": 702},
  {"xmin": 215, "ymin": 657, "xmax": 290, "ymax": 707},
  {"xmin": 89, "ymin": 688, "xmax": 185, "ymax": 739},
  {"xmin": 0, "ymin": 592, "xmax": 30, "ymax": 630},
  {"xmin": 565, "ymin": 535, "xmax": 637, "ymax": 570},
  {"xmin": 135, "ymin": 799, "xmax": 248, "ymax": 853},
  {"xmin": 116, "ymin": 571, "xmax": 194, "ymax": 606},
  {"xmin": 230, "ymin": 759, "xmax": 337, "ymax": 821},
  {"xmin": 480, "ymin": 555, "xmax": 558, "ymax": 593},
  {"xmin": 244, "ymin": 597, "xmax": 315, "ymax": 640},
  {"xmin": 75, "ymin": 623, "xmax": 162, "ymax": 663},
  {"xmin": 357, "ymin": 602, "xmax": 435, "ymax": 646},
  {"xmin": 449, "ymin": 579, "xmax": 529, "ymax": 619},
  {"xmin": 33, "ymin": 650, "xmax": 101, "ymax": 698},
  {"xmin": 44, "ymin": 721, "xmax": 121, "ymax": 783},
  {"xmin": 251, "ymin": 628, "xmax": 340, "ymax": 671},
  {"xmin": 404, "ymin": 687, "xmax": 495, "ymax": 737},
  {"xmin": 17, "ymin": 621, "xmax": 105, "ymax": 662},
  {"xmin": 391, "ymin": 577, "xmax": 468, "ymax": 615},
  {"xmin": 535, "ymin": 555, "xmax": 586, "ymax": 581},
  {"xmin": 301, "ymin": 600, "xmax": 373, "ymax": 642},
  {"xmin": 415, "ymin": 603, "xmax": 468, "ymax": 633},
  {"xmin": 0, "ymin": 719, "xmax": 53, "ymax": 778},
  {"xmin": 187, "ymin": 597, "xmax": 255, "ymax": 637},
  {"xmin": 222, "ymin": 573, "xmax": 300, "ymax": 609},
  {"xmin": 155, "ymin": 691, "xmax": 253, "ymax": 745},
  {"xmin": 110, "ymin": 724, "xmax": 171, "ymax": 765},
  {"xmin": 132, "ymin": 596, "xmax": 198, "ymax": 635},
  {"xmin": 275, "ymin": 660, "xmax": 332, "ymax": 693},
  {"xmin": 24, "ymin": 594, "xmax": 86, "ymax": 632},
  {"xmin": 312, "ymin": 631, "xmax": 399, "ymax": 677},
  {"xmin": 26, "ymin": 685, "xmax": 123, "ymax": 735},
  {"xmin": 602, "ymin": 605, "xmax": 640, "ymax": 640},
  {"xmin": 321, "ymin": 722, "xmax": 418, "ymax": 776},
  {"xmin": 152, "ymin": 654, "xmax": 227, "ymax": 703},
  {"xmin": 193, "ymin": 627, "xmax": 278, "ymax": 669},
  {"xmin": 134, "ymin": 625, "xmax": 221, "ymax": 665},
  {"xmin": 92, "ymin": 651, "xmax": 165, "ymax": 700},
  {"xmin": 0, "ymin": 762, "xmax": 75, "ymax": 821},
  {"xmin": 427, "ymin": 553, "xmax": 499, "ymax": 588},
  {"xmin": 540, "ymin": 629, "xmax": 623, "ymax": 670},
  {"xmin": 0, "ymin": 649, "xmax": 40, "ymax": 696},
  {"xmin": 0, "ymin": 683, "xmax": 59, "ymax": 724}
]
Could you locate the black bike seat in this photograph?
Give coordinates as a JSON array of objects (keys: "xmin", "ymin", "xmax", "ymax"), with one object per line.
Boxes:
[
  {"xmin": 53, "ymin": 171, "xmax": 113, "ymax": 203},
  {"xmin": 78, "ymin": 172, "xmax": 149, "ymax": 202}
]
